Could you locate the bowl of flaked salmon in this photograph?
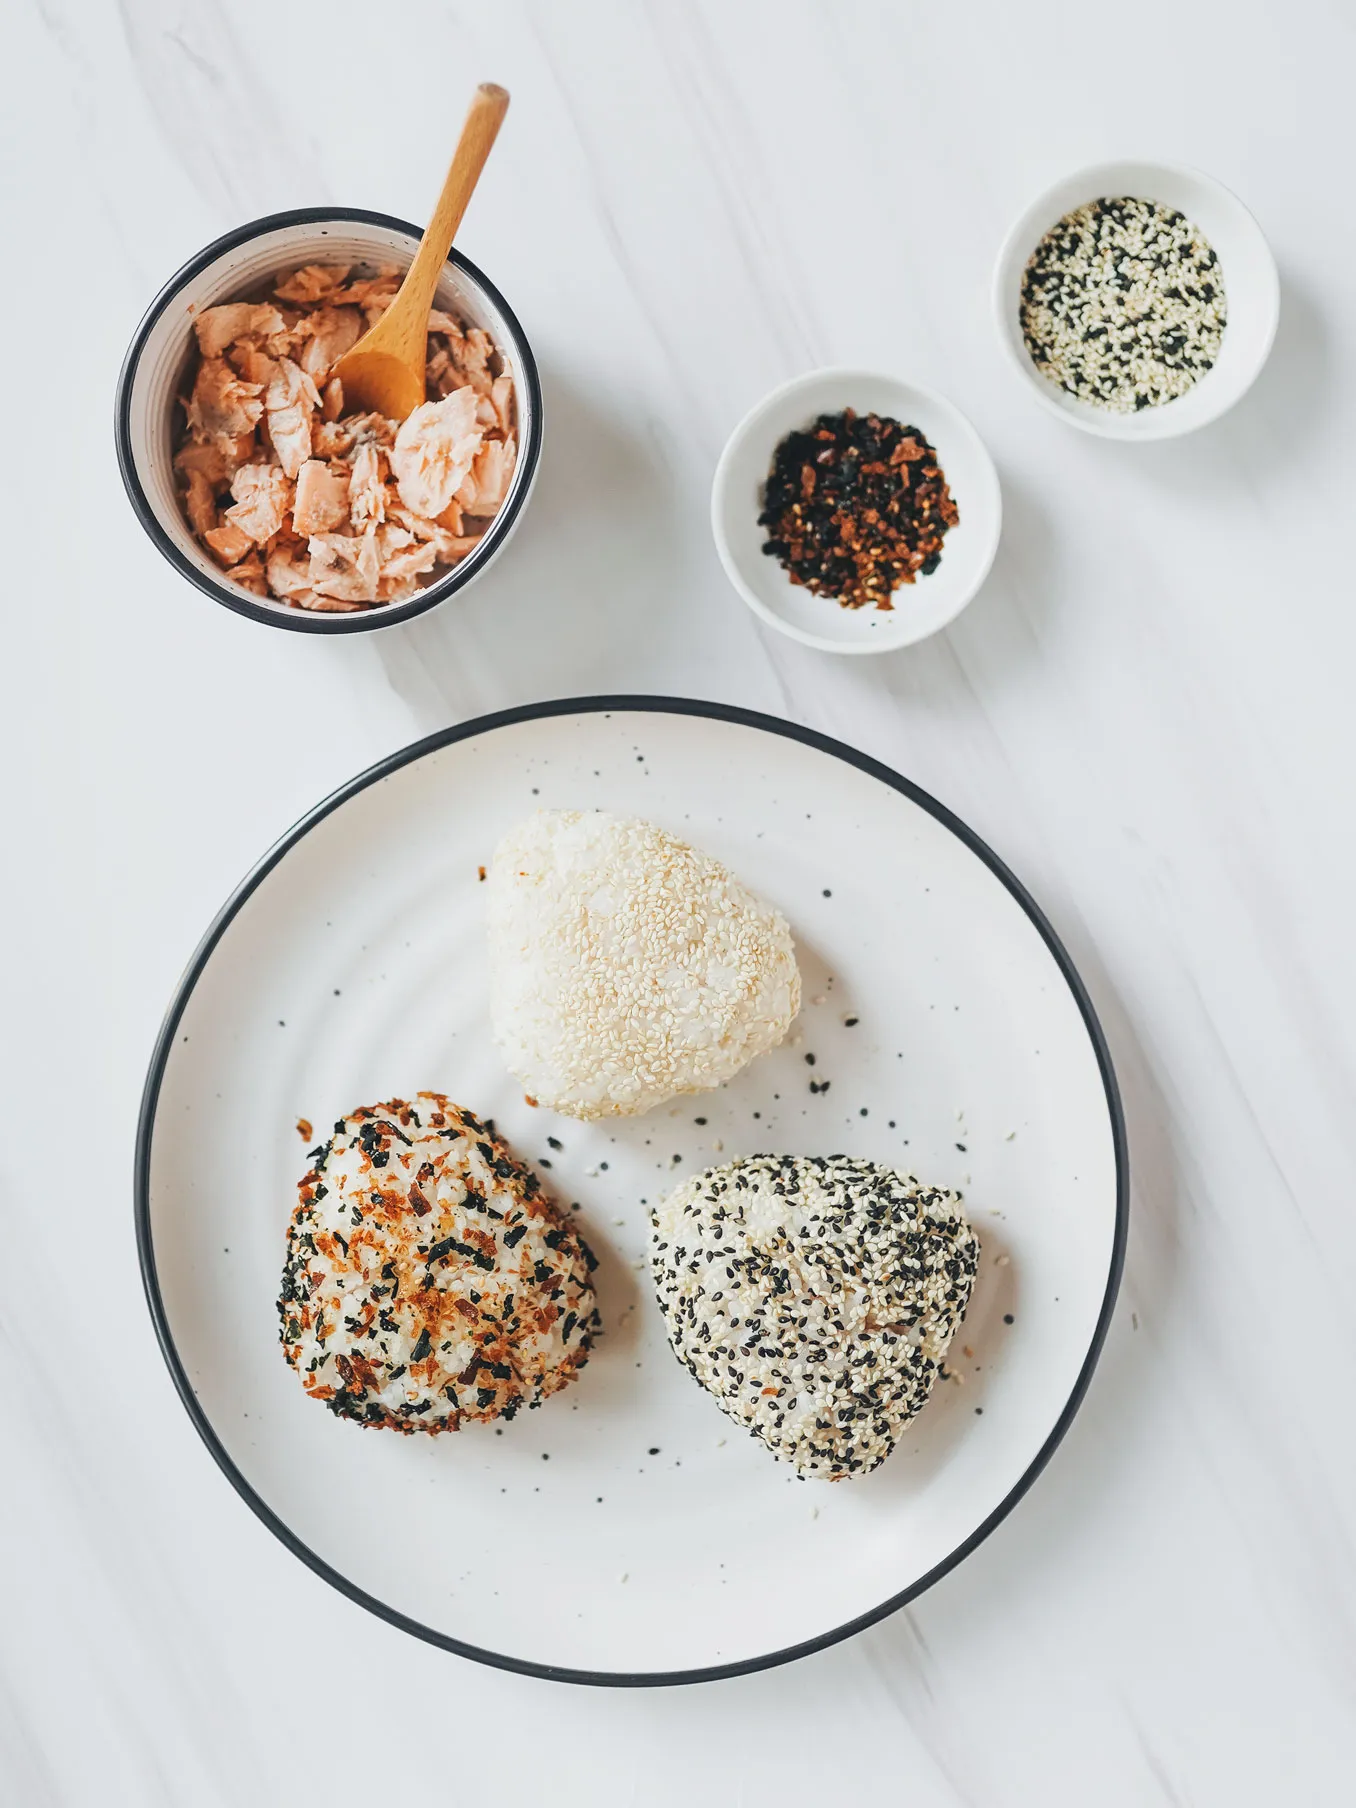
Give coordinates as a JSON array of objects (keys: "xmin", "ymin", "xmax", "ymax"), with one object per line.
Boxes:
[{"xmin": 115, "ymin": 208, "xmax": 542, "ymax": 631}]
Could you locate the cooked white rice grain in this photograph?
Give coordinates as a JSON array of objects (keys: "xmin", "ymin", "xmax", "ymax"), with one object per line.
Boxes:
[
  {"xmin": 486, "ymin": 810, "xmax": 800, "ymax": 1120},
  {"xmin": 279, "ymin": 1094, "xmax": 598, "ymax": 1432}
]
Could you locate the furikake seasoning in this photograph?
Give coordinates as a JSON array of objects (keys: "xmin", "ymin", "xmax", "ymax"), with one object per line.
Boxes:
[
  {"xmin": 758, "ymin": 409, "xmax": 959, "ymax": 610},
  {"xmin": 1019, "ymin": 196, "xmax": 1226, "ymax": 412}
]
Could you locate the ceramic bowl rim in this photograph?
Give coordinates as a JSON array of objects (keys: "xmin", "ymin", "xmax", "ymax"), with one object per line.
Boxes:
[
  {"xmin": 113, "ymin": 205, "xmax": 544, "ymax": 634},
  {"xmin": 710, "ymin": 367, "xmax": 1003, "ymax": 655}
]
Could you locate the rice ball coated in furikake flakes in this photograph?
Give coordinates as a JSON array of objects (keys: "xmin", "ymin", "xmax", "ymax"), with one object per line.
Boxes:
[
  {"xmin": 279, "ymin": 1094, "xmax": 599, "ymax": 1432},
  {"xmin": 1020, "ymin": 196, "xmax": 1227, "ymax": 412},
  {"xmin": 651, "ymin": 1155, "xmax": 979, "ymax": 1480},
  {"xmin": 758, "ymin": 410, "xmax": 959, "ymax": 610}
]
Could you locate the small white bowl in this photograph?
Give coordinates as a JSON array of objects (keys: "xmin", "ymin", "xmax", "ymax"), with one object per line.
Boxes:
[
  {"xmin": 116, "ymin": 208, "xmax": 542, "ymax": 633},
  {"xmin": 992, "ymin": 160, "xmax": 1279, "ymax": 440},
  {"xmin": 711, "ymin": 368, "xmax": 1002, "ymax": 655}
]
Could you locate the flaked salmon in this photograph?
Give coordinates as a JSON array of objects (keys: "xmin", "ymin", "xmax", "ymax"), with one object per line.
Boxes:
[
  {"xmin": 225, "ymin": 463, "xmax": 292, "ymax": 545},
  {"xmin": 308, "ymin": 527, "xmax": 383, "ymax": 604},
  {"xmin": 223, "ymin": 551, "xmax": 268, "ymax": 595},
  {"xmin": 204, "ymin": 521, "xmax": 254, "ymax": 568},
  {"xmin": 273, "ymin": 265, "xmax": 350, "ymax": 305},
  {"xmin": 348, "ymin": 442, "xmax": 388, "ymax": 531},
  {"xmin": 194, "ymin": 303, "xmax": 286, "ymax": 359},
  {"xmin": 266, "ymin": 544, "xmax": 314, "ymax": 598},
  {"xmin": 457, "ymin": 435, "xmax": 516, "ymax": 516},
  {"xmin": 264, "ymin": 358, "xmax": 321, "ymax": 479},
  {"xmin": 187, "ymin": 359, "xmax": 263, "ymax": 441},
  {"xmin": 390, "ymin": 389, "xmax": 482, "ymax": 519},
  {"xmin": 175, "ymin": 436, "xmax": 251, "ymax": 485},
  {"xmin": 174, "ymin": 265, "xmax": 517, "ymax": 611},
  {"xmin": 292, "ymin": 460, "xmax": 350, "ymax": 536},
  {"xmin": 297, "ymin": 306, "xmax": 364, "ymax": 383},
  {"xmin": 183, "ymin": 468, "xmax": 218, "ymax": 539}
]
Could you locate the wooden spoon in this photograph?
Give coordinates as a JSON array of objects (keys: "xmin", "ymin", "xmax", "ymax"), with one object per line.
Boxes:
[{"xmin": 333, "ymin": 82, "xmax": 510, "ymax": 419}]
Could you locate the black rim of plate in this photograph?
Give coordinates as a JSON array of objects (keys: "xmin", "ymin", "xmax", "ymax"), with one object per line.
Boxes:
[
  {"xmin": 134, "ymin": 696, "xmax": 1130, "ymax": 1687},
  {"xmin": 113, "ymin": 206, "xmax": 544, "ymax": 634}
]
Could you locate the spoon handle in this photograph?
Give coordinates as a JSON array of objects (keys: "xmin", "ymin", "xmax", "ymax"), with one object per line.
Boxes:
[{"xmin": 402, "ymin": 83, "xmax": 510, "ymax": 310}]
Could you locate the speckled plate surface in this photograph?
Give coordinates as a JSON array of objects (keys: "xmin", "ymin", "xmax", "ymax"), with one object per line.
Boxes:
[{"xmin": 137, "ymin": 698, "xmax": 1126, "ymax": 1685}]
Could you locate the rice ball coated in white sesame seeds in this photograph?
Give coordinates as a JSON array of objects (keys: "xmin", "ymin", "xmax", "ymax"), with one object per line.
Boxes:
[
  {"xmin": 486, "ymin": 810, "xmax": 800, "ymax": 1120},
  {"xmin": 651, "ymin": 1155, "xmax": 979, "ymax": 1479}
]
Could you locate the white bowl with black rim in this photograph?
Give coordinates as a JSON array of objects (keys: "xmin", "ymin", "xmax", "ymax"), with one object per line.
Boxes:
[
  {"xmin": 992, "ymin": 160, "xmax": 1279, "ymax": 441},
  {"xmin": 136, "ymin": 696, "xmax": 1127, "ymax": 1685},
  {"xmin": 711, "ymin": 368, "xmax": 1002, "ymax": 655},
  {"xmin": 115, "ymin": 207, "xmax": 542, "ymax": 633}
]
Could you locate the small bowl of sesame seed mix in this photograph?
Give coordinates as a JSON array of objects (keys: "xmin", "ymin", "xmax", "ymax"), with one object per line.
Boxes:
[
  {"xmin": 993, "ymin": 161, "xmax": 1279, "ymax": 440},
  {"xmin": 711, "ymin": 368, "xmax": 1002, "ymax": 654}
]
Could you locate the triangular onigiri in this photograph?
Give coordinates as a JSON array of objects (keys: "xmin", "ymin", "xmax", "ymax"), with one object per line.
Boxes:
[
  {"xmin": 486, "ymin": 810, "xmax": 800, "ymax": 1120},
  {"xmin": 651, "ymin": 1154, "xmax": 979, "ymax": 1478}
]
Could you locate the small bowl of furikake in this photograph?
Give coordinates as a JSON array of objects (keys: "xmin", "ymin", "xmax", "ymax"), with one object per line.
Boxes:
[
  {"xmin": 993, "ymin": 159, "xmax": 1279, "ymax": 441},
  {"xmin": 711, "ymin": 367, "xmax": 1002, "ymax": 655}
]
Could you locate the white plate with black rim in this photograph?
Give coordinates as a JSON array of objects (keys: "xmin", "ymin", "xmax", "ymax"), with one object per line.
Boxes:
[{"xmin": 137, "ymin": 698, "xmax": 1126, "ymax": 1685}]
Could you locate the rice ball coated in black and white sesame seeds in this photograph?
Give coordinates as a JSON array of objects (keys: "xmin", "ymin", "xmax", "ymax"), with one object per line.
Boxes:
[
  {"xmin": 279, "ymin": 1094, "xmax": 599, "ymax": 1433},
  {"xmin": 651, "ymin": 1155, "xmax": 979, "ymax": 1479},
  {"xmin": 487, "ymin": 810, "xmax": 800, "ymax": 1120},
  {"xmin": 1020, "ymin": 196, "xmax": 1226, "ymax": 412}
]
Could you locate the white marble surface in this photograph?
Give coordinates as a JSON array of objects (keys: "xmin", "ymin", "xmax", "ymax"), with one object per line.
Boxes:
[{"xmin": 4, "ymin": 0, "xmax": 1354, "ymax": 1800}]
